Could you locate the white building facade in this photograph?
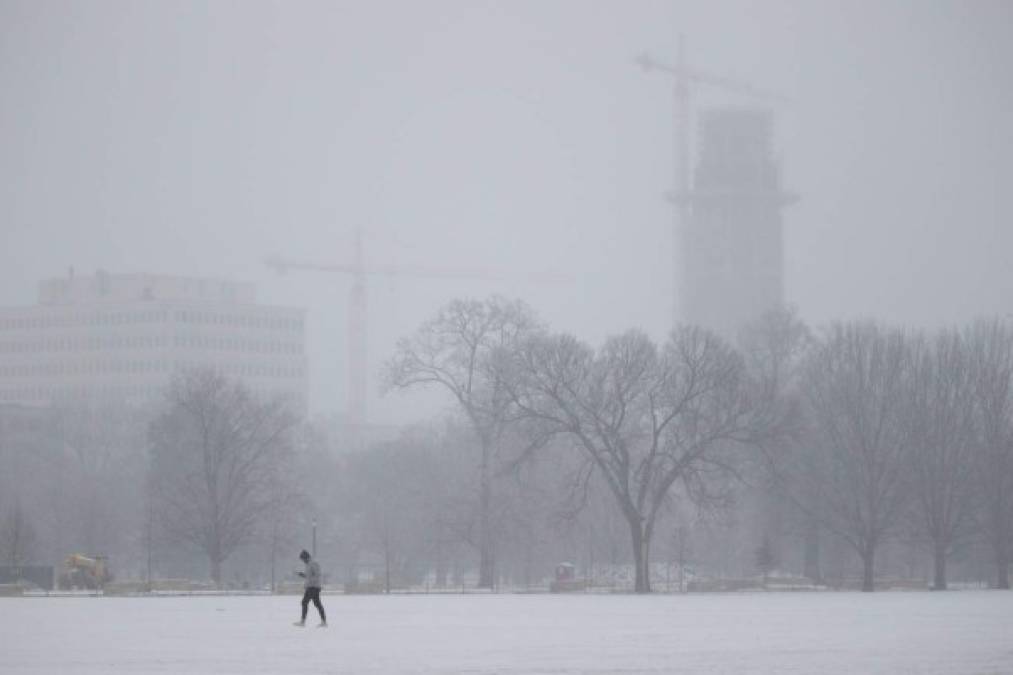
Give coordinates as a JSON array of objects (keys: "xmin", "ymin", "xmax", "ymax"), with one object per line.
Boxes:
[{"xmin": 0, "ymin": 272, "xmax": 307, "ymax": 410}]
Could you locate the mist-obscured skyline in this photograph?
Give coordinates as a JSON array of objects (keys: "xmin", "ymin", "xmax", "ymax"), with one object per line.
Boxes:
[{"xmin": 2, "ymin": 0, "xmax": 1011, "ymax": 423}]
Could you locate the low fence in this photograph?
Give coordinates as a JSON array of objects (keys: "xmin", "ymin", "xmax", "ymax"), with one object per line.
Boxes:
[{"xmin": 11, "ymin": 574, "xmax": 998, "ymax": 598}]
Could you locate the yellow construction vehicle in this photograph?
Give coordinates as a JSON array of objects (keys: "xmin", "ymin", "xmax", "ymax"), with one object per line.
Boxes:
[{"xmin": 59, "ymin": 554, "xmax": 112, "ymax": 590}]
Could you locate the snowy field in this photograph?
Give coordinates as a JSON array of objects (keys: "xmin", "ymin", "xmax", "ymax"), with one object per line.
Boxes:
[{"xmin": 2, "ymin": 591, "xmax": 1012, "ymax": 674}]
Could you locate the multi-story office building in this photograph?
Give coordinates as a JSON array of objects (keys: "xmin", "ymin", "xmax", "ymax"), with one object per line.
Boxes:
[{"xmin": 0, "ymin": 271, "xmax": 307, "ymax": 410}]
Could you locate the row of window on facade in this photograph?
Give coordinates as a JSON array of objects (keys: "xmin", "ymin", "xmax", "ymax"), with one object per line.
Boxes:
[
  {"xmin": 0, "ymin": 335, "xmax": 303, "ymax": 355},
  {"xmin": 0, "ymin": 360, "xmax": 306, "ymax": 379},
  {"xmin": 0, "ymin": 310, "xmax": 303, "ymax": 332},
  {"xmin": 0, "ymin": 384, "xmax": 305, "ymax": 405},
  {"xmin": 0, "ymin": 385, "xmax": 167, "ymax": 403},
  {"xmin": 174, "ymin": 310, "xmax": 302, "ymax": 331}
]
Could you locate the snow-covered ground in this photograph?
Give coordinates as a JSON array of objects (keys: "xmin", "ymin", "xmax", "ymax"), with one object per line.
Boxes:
[{"xmin": 2, "ymin": 591, "xmax": 1011, "ymax": 674}]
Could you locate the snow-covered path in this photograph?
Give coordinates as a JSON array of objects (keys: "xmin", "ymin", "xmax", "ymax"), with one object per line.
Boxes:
[{"xmin": 1, "ymin": 591, "xmax": 1011, "ymax": 674}]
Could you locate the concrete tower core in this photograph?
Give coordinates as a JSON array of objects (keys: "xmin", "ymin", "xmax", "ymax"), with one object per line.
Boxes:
[{"xmin": 677, "ymin": 107, "xmax": 795, "ymax": 338}]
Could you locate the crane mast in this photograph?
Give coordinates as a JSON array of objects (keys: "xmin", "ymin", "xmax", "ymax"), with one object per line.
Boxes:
[{"xmin": 348, "ymin": 229, "xmax": 367, "ymax": 435}]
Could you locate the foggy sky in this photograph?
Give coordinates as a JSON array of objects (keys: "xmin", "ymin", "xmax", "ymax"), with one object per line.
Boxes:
[{"xmin": 2, "ymin": 0, "xmax": 1011, "ymax": 425}]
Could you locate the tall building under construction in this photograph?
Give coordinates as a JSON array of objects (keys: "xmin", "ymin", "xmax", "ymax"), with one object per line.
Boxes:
[{"xmin": 678, "ymin": 107, "xmax": 794, "ymax": 337}]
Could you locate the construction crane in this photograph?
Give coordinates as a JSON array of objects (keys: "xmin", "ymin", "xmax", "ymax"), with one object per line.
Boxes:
[
  {"xmin": 636, "ymin": 35, "xmax": 786, "ymax": 326},
  {"xmin": 265, "ymin": 228, "xmax": 511, "ymax": 441}
]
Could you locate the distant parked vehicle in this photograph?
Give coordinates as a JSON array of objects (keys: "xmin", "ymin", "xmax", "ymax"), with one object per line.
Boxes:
[{"xmin": 550, "ymin": 562, "xmax": 587, "ymax": 593}]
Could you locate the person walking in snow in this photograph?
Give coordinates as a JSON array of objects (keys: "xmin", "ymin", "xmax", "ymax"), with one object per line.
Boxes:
[{"xmin": 294, "ymin": 549, "xmax": 327, "ymax": 627}]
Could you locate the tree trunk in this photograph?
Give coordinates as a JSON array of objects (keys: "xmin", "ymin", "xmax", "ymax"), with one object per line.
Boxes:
[
  {"xmin": 478, "ymin": 445, "xmax": 495, "ymax": 589},
  {"xmin": 210, "ymin": 556, "xmax": 222, "ymax": 588},
  {"xmin": 345, "ymin": 550, "xmax": 360, "ymax": 585},
  {"xmin": 270, "ymin": 542, "xmax": 276, "ymax": 594},
  {"xmin": 434, "ymin": 529, "xmax": 448, "ymax": 588},
  {"xmin": 803, "ymin": 522, "xmax": 821, "ymax": 584},
  {"xmin": 269, "ymin": 518, "xmax": 278, "ymax": 594},
  {"xmin": 435, "ymin": 554, "xmax": 448, "ymax": 588},
  {"xmin": 478, "ymin": 543, "xmax": 494, "ymax": 589},
  {"xmin": 383, "ymin": 511, "xmax": 392, "ymax": 594},
  {"xmin": 629, "ymin": 517, "xmax": 651, "ymax": 593},
  {"xmin": 145, "ymin": 501, "xmax": 154, "ymax": 591},
  {"xmin": 997, "ymin": 546, "xmax": 1010, "ymax": 590},
  {"xmin": 932, "ymin": 542, "xmax": 947, "ymax": 591},
  {"xmin": 384, "ymin": 544, "xmax": 391, "ymax": 594},
  {"xmin": 523, "ymin": 543, "xmax": 532, "ymax": 589},
  {"xmin": 861, "ymin": 547, "xmax": 875, "ymax": 592}
]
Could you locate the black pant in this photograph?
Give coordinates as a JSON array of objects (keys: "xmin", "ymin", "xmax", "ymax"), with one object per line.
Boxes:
[{"xmin": 301, "ymin": 586, "xmax": 326, "ymax": 623}]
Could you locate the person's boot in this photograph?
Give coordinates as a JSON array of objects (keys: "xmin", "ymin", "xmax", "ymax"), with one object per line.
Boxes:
[
  {"xmin": 293, "ymin": 620, "xmax": 305, "ymax": 627},
  {"xmin": 317, "ymin": 620, "xmax": 327, "ymax": 628}
]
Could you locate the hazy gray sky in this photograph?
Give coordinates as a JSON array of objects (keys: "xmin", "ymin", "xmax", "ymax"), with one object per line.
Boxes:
[{"xmin": 2, "ymin": 0, "xmax": 1011, "ymax": 424}]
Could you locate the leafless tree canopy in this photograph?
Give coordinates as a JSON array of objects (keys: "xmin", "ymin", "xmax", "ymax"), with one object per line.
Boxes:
[
  {"xmin": 5, "ymin": 301, "xmax": 1013, "ymax": 594},
  {"xmin": 901, "ymin": 329, "xmax": 978, "ymax": 590},
  {"xmin": 384, "ymin": 296, "xmax": 542, "ymax": 588},
  {"xmin": 0, "ymin": 501, "xmax": 37, "ymax": 567},
  {"xmin": 500, "ymin": 325, "xmax": 776, "ymax": 592},
  {"xmin": 788, "ymin": 323, "xmax": 911, "ymax": 592},
  {"xmin": 966, "ymin": 319, "xmax": 1013, "ymax": 589},
  {"xmin": 148, "ymin": 369, "xmax": 298, "ymax": 586}
]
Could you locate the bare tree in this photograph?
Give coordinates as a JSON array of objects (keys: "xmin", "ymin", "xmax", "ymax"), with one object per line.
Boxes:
[
  {"xmin": 265, "ymin": 452, "xmax": 304, "ymax": 594},
  {"xmin": 755, "ymin": 535, "xmax": 776, "ymax": 587},
  {"xmin": 738, "ymin": 306, "xmax": 812, "ymax": 407},
  {"xmin": 796, "ymin": 322, "xmax": 911, "ymax": 592},
  {"xmin": 345, "ymin": 442, "xmax": 426, "ymax": 592},
  {"xmin": 967, "ymin": 319, "xmax": 1013, "ymax": 589},
  {"xmin": 148, "ymin": 369, "xmax": 298, "ymax": 586},
  {"xmin": 52, "ymin": 398, "xmax": 148, "ymax": 559},
  {"xmin": 902, "ymin": 329, "xmax": 978, "ymax": 590},
  {"xmin": 738, "ymin": 307, "xmax": 817, "ymax": 581},
  {"xmin": 503, "ymin": 326, "xmax": 772, "ymax": 593},
  {"xmin": 0, "ymin": 407, "xmax": 56, "ymax": 566},
  {"xmin": 137, "ymin": 473, "xmax": 162, "ymax": 590},
  {"xmin": 384, "ymin": 297, "xmax": 541, "ymax": 588},
  {"xmin": 0, "ymin": 501, "xmax": 37, "ymax": 567}
]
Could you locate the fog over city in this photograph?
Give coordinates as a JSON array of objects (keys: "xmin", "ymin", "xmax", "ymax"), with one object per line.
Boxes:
[
  {"xmin": 3, "ymin": 0, "xmax": 1011, "ymax": 423},
  {"xmin": 1, "ymin": 2, "xmax": 1012, "ymax": 674}
]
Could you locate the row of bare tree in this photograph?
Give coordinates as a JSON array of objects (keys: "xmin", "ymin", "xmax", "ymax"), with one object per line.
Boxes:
[
  {"xmin": 764, "ymin": 317, "xmax": 1013, "ymax": 591},
  {"xmin": 387, "ymin": 297, "xmax": 1013, "ymax": 592},
  {"xmin": 3, "ymin": 298, "xmax": 1011, "ymax": 593},
  {"xmin": 0, "ymin": 398, "xmax": 146, "ymax": 571},
  {"xmin": 0, "ymin": 370, "xmax": 304, "ymax": 588},
  {"xmin": 146, "ymin": 370, "xmax": 301, "ymax": 586}
]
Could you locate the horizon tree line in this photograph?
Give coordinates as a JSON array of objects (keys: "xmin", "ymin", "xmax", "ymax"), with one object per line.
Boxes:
[{"xmin": 1, "ymin": 297, "xmax": 1011, "ymax": 593}]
